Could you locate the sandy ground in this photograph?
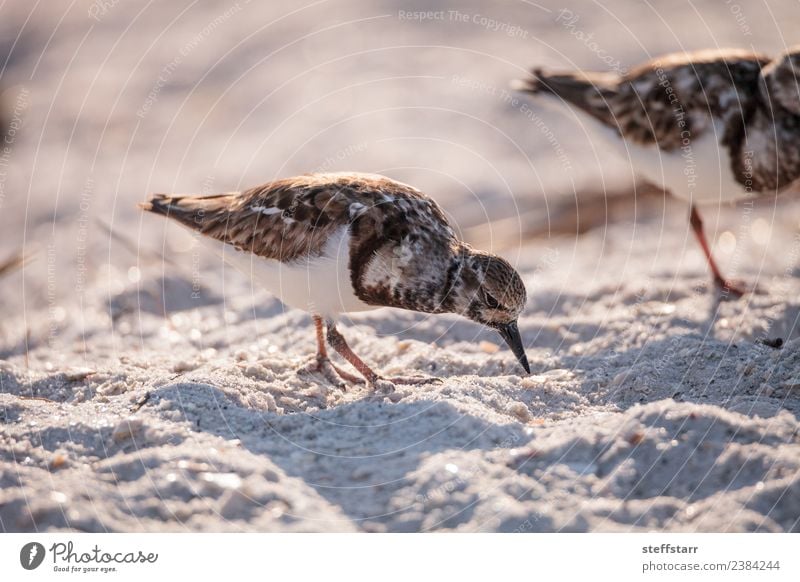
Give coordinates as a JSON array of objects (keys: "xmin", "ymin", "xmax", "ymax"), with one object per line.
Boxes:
[{"xmin": 1, "ymin": 0, "xmax": 799, "ymax": 532}]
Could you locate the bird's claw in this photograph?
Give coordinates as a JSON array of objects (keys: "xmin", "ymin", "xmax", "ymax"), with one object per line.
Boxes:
[
  {"xmin": 714, "ymin": 277, "xmax": 748, "ymax": 300},
  {"xmin": 301, "ymin": 356, "xmax": 441, "ymax": 393},
  {"xmin": 299, "ymin": 357, "xmax": 365, "ymax": 389},
  {"xmin": 330, "ymin": 363, "xmax": 366, "ymax": 385}
]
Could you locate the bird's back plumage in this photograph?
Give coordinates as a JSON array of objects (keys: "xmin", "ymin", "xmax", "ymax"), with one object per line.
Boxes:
[
  {"xmin": 517, "ymin": 48, "xmax": 800, "ymax": 197},
  {"xmin": 141, "ymin": 172, "xmax": 462, "ymax": 314},
  {"xmin": 520, "ymin": 49, "xmax": 768, "ymax": 150}
]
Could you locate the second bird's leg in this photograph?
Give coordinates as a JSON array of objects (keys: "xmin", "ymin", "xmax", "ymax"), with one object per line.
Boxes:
[
  {"xmin": 325, "ymin": 320, "xmax": 440, "ymax": 389},
  {"xmin": 689, "ymin": 206, "xmax": 746, "ymax": 298}
]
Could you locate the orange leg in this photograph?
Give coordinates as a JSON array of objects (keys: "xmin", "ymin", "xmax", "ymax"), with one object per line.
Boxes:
[
  {"xmin": 299, "ymin": 315, "xmax": 364, "ymax": 387},
  {"xmin": 325, "ymin": 320, "xmax": 440, "ymax": 389},
  {"xmin": 325, "ymin": 320, "xmax": 381, "ymax": 385},
  {"xmin": 689, "ymin": 206, "xmax": 746, "ymax": 298}
]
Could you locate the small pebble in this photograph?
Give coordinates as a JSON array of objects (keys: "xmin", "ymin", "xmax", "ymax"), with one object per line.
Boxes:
[
  {"xmin": 49, "ymin": 452, "xmax": 69, "ymax": 470},
  {"xmin": 201, "ymin": 472, "xmax": 243, "ymax": 492},
  {"xmin": 97, "ymin": 381, "xmax": 128, "ymax": 396},
  {"xmin": 243, "ymin": 364, "xmax": 265, "ymax": 378},
  {"xmin": 611, "ymin": 370, "xmax": 630, "ymax": 387},
  {"xmin": 112, "ymin": 416, "xmax": 144, "ymax": 443},
  {"xmin": 757, "ymin": 337, "xmax": 783, "ymax": 349},
  {"xmin": 507, "ymin": 401, "xmax": 531, "ymax": 422},
  {"xmin": 626, "ymin": 431, "xmax": 645, "ymax": 446},
  {"xmin": 351, "ymin": 466, "xmax": 372, "ymax": 480},
  {"xmin": 172, "ymin": 360, "xmax": 198, "ymax": 373},
  {"xmin": 219, "ymin": 488, "xmax": 252, "ymax": 518},
  {"xmin": 64, "ymin": 367, "xmax": 96, "ymax": 382},
  {"xmin": 50, "ymin": 491, "xmax": 69, "ymax": 504},
  {"xmin": 479, "ymin": 341, "xmax": 500, "ymax": 354}
]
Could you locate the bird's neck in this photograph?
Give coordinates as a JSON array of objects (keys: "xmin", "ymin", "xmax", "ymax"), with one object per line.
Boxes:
[{"xmin": 435, "ymin": 245, "xmax": 481, "ymax": 316}]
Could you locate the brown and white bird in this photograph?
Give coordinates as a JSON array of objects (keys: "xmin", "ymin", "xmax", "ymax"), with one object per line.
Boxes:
[
  {"xmin": 516, "ymin": 47, "xmax": 800, "ymax": 296},
  {"xmin": 140, "ymin": 172, "xmax": 529, "ymax": 389}
]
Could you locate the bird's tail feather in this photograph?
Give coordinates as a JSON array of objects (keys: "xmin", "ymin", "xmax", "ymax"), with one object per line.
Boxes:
[
  {"xmin": 513, "ymin": 68, "xmax": 620, "ymax": 126},
  {"xmin": 139, "ymin": 193, "xmax": 238, "ymax": 232},
  {"xmin": 514, "ymin": 68, "xmax": 619, "ymax": 97}
]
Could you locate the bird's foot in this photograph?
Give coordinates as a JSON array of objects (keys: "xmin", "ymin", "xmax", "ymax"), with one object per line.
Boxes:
[
  {"xmin": 329, "ymin": 363, "xmax": 366, "ymax": 384},
  {"xmin": 714, "ymin": 276, "xmax": 747, "ymax": 300},
  {"xmin": 299, "ymin": 356, "xmax": 365, "ymax": 388}
]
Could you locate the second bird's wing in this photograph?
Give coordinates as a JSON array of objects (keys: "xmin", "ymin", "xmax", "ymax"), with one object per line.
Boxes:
[{"xmin": 520, "ymin": 49, "xmax": 769, "ymax": 151}]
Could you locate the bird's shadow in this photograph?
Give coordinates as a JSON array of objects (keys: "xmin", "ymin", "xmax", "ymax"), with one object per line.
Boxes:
[
  {"xmin": 144, "ymin": 381, "xmax": 533, "ymax": 529},
  {"xmin": 142, "ymin": 321, "xmax": 800, "ymax": 531}
]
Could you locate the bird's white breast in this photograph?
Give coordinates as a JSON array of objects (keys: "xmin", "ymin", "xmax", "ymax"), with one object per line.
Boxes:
[{"xmin": 200, "ymin": 226, "xmax": 378, "ymax": 317}]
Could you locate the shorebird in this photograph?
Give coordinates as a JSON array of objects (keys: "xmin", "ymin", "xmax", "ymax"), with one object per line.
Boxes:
[
  {"xmin": 516, "ymin": 47, "xmax": 800, "ymax": 297},
  {"xmin": 140, "ymin": 172, "xmax": 529, "ymax": 389}
]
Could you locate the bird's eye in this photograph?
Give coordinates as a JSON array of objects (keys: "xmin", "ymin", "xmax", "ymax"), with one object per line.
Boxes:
[{"xmin": 484, "ymin": 293, "xmax": 501, "ymax": 310}]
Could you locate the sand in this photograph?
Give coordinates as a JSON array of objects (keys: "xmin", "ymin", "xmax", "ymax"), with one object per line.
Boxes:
[{"xmin": 1, "ymin": 0, "xmax": 799, "ymax": 532}]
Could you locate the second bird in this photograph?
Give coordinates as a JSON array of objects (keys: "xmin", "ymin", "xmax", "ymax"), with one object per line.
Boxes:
[{"xmin": 517, "ymin": 46, "xmax": 800, "ymax": 296}]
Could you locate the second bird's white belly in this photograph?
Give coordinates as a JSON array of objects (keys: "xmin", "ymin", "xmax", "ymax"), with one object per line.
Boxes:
[
  {"xmin": 621, "ymin": 122, "xmax": 751, "ymax": 204},
  {"xmin": 541, "ymin": 96, "xmax": 751, "ymax": 204},
  {"xmin": 200, "ymin": 226, "xmax": 378, "ymax": 317}
]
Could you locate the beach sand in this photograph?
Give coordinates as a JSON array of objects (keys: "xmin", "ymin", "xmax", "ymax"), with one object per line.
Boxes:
[{"xmin": 1, "ymin": 0, "xmax": 798, "ymax": 532}]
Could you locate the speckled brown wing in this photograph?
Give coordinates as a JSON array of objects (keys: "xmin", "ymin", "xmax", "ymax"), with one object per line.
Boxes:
[
  {"xmin": 613, "ymin": 50, "xmax": 769, "ymax": 150},
  {"xmin": 523, "ymin": 49, "xmax": 770, "ymax": 151},
  {"xmin": 141, "ymin": 172, "xmax": 457, "ymax": 272},
  {"xmin": 141, "ymin": 177, "xmax": 349, "ymax": 262}
]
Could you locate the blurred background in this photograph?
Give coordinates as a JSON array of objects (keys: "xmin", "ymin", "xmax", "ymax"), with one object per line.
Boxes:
[{"xmin": 0, "ymin": 0, "xmax": 798, "ymax": 357}]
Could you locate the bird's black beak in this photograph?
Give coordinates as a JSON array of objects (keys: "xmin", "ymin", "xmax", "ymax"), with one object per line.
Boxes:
[{"xmin": 495, "ymin": 320, "xmax": 530, "ymax": 374}]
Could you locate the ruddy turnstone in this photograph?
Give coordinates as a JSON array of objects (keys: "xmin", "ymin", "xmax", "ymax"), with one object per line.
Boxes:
[
  {"xmin": 516, "ymin": 47, "xmax": 800, "ymax": 296},
  {"xmin": 140, "ymin": 172, "xmax": 530, "ymax": 389}
]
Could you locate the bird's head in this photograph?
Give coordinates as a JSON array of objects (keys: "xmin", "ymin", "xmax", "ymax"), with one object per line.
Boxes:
[
  {"xmin": 451, "ymin": 247, "xmax": 530, "ymax": 374},
  {"xmin": 761, "ymin": 45, "xmax": 800, "ymax": 116}
]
